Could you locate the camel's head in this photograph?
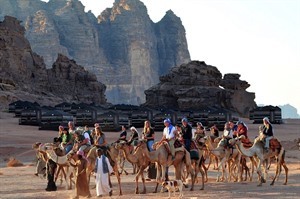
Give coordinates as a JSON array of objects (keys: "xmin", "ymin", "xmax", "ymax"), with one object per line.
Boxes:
[
  {"xmin": 115, "ymin": 140, "xmax": 127, "ymax": 149},
  {"xmin": 229, "ymin": 135, "xmax": 246, "ymax": 145},
  {"xmin": 32, "ymin": 142, "xmax": 41, "ymax": 150}
]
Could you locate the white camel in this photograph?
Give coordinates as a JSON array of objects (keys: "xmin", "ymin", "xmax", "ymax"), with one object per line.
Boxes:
[
  {"xmin": 38, "ymin": 143, "xmax": 75, "ymax": 190},
  {"xmin": 229, "ymin": 135, "xmax": 288, "ymax": 186}
]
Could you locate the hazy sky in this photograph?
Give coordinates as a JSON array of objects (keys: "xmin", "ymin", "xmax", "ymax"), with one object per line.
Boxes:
[{"xmin": 43, "ymin": 0, "xmax": 300, "ymax": 112}]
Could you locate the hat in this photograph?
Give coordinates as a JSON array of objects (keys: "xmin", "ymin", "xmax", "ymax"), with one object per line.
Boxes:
[
  {"xmin": 77, "ymin": 150, "xmax": 84, "ymax": 156},
  {"xmin": 163, "ymin": 118, "xmax": 171, "ymax": 123},
  {"xmin": 181, "ymin": 118, "xmax": 188, "ymax": 123}
]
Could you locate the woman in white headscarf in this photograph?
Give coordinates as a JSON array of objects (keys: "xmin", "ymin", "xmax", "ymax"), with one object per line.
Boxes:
[
  {"xmin": 262, "ymin": 117, "xmax": 274, "ymax": 151},
  {"xmin": 128, "ymin": 126, "xmax": 139, "ymax": 146}
]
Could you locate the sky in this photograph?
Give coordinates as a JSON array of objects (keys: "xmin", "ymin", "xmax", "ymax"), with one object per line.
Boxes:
[{"xmin": 43, "ymin": 0, "xmax": 300, "ymax": 113}]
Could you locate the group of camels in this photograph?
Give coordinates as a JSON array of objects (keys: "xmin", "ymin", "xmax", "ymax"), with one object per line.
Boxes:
[{"xmin": 33, "ymin": 126, "xmax": 288, "ymax": 196}]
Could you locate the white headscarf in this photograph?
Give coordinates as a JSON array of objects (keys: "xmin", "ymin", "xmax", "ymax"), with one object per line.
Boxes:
[{"xmin": 130, "ymin": 126, "xmax": 140, "ymax": 138}]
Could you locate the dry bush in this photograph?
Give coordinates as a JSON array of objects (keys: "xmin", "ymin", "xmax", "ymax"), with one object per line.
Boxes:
[{"xmin": 7, "ymin": 157, "xmax": 24, "ymax": 167}]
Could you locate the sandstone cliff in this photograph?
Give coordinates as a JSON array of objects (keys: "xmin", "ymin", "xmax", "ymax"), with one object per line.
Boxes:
[
  {"xmin": 143, "ymin": 61, "xmax": 257, "ymax": 116},
  {"xmin": 0, "ymin": 0, "xmax": 190, "ymax": 105},
  {"xmin": 0, "ymin": 16, "xmax": 107, "ymax": 109}
]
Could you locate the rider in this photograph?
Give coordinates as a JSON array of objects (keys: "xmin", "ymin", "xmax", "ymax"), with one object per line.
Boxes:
[
  {"xmin": 73, "ymin": 130, "xmax": 90, "ymax": 152},
  {"xmin": 233, "ymin": 121, "xmax": 248, "ymax": 139},
  {"xmin": 117, "ymin": 125, "xmax": 127, "ymax": 142},
  {"xmin": 180, "ymin": 118, "xmax": 193, "ymax": 153},
  {"xmin": 94, "ymin": 126, "xmax": 107, "ymax": 149},
  {"xmin": 194, "ymin": 122, "xmax": 206, "ymax": 146},
  {"xmin": 142, "ymin": 121, "xmax": 155, "ymax": 152},
  {"xmin": 222, "ymin": 122, "xmax": 234, "ymax": 153},
  {"xmin": 262, "ymin": 117, "xmax": 274, "ymax": 151},
  {"xmin": 61, "ymin": 128, "xmax": 73, "ymax": 153},
  {"xmin": 128, "ymin": 126, "xmax": 139, "ymax": 146},
  {"xmin": 161, "ymin": 118, "xmax": 176, "ymax": 160}
]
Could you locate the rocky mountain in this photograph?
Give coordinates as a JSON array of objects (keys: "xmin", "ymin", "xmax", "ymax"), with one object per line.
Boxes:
[
  {"xmin": 0, "ymin": 16, "xmax": 106, "ymax": 109},
  {"xmin": 0, "ymin": 0, "xmax": 190, "ymax": 105},
  {"xmin": 143, "ymin": 61, "xmax": 257, "ymax": 117}
]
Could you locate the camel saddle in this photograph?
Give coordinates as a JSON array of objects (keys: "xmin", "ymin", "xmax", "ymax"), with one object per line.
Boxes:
[
  {"xmin": 241, "ymin": 138, "xmax": 253, "ymax": 148},
  {"xmin": 269, "ymin": 138, "xmax": 282, "ymax": 151}
]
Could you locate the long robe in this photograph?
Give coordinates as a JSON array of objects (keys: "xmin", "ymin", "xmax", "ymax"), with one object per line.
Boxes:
[
  {"xmin": 74, "ymin": 158, "xmax": 90, "ymax": 197},
  {"xmin": 95, "ymin": 155, "xmax": 113, "ymax": 196}
]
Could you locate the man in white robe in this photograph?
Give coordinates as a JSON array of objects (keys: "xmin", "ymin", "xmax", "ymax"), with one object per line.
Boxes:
[{"xmin": 94, "ymin": 148, "xmax": 113, "ymax": 197}]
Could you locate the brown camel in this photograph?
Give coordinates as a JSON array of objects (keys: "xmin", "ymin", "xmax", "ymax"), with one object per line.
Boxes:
[
  {"xmin": 86, "ymin": 144, "xmax": 123, "ymax": 196},
  {"xmin": 230, "ymin": 135, "xmax": 288, "ymax": 186},
  {"xmin": 137, "ymin": 140, "xmax": 196, "ymax": 192},
  {"xmin": 115, "ymin": 141, "xmax": 149, "ymax": 194}
]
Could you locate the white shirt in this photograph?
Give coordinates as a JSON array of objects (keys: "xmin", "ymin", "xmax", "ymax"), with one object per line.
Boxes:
[
  {"xmin": 223, "ymin": 129, "xmax": 233, "ymax": 138},
  {"xmin": 163, "ymin": 125, "xmax": 176, "ymax": 140},
  {"xmin": 83, "ymin": 132, "xmax": 91, "ymax": 145}
]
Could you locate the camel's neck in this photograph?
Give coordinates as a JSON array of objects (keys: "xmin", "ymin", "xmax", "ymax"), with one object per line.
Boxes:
[
  {"xmin": 47, "ymin": 149, "xmax": 68, "ymax": 164},
  {"xmin": 235, "ymin": 141, "xmax": 256, "ymax": 157},
  {"xmin": 206, "ymin": 138, "xmax": 224, "ymax": 156},
  {"xmin": 122, "ymin": 145, "xmax": 138, "ymax": 164},
  {"xmin": 138, "ymin": 144, "xmax": 157, "ymax": 162}
]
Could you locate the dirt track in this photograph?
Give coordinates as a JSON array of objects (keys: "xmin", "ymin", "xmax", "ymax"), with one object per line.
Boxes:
[{"xmin": 0, "ymin": 112, "xmax": 299, "ymax": 199}]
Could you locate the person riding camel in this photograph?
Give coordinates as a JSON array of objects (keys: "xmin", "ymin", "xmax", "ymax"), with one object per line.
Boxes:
[
  {"xmin": 194, "ymin": 122, "xmax": 206, "ymax": 147},
  {"xmin": 117, "ymin": 125, "xmax": 127, "ymax": 143},
  {"xmin": 128, "ymin": 126, "xmax": 139, "ymax": 146},
  {"xmin": 73, "ymin": 130, "xmax": 91, "ymax": 153},
  {"xmin": 262, "ymin": 117, "xmax": 274, "ymax": 152},
  {"xmin": 160, "ymin": 118, "xmax": 176, "ymax": 160},
  {"xmin": 222, "ymin": 122, "xmax": 234, "ymax": 154},
  {"xmin": 233, "ymin": 121, "xmax": 252, "ymax": 147},
  {"xmin": 233, "ymin": 121, "xmax": 248, "ymax": 139},
  {"xmin": 180, "ymin": 118, "xmax": 193, "ymax": 153}
]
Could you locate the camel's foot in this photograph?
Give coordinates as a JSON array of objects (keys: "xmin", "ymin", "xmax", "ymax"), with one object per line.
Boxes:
[
  {"xmin": 270, "ymin": 182, "xmax": 274, "ymax": 186},
  {"xmin": 200, "ymin": 186, "xmax": 204, "ymax": 190},
  {"xmin": 184, "ymin": 184, "xmax": 188, "ymax": 188},
  {"xmin": 135, "ymin": 188, "xmax": 139, "ymax": 194},
  {"xmin": 257, "ymin": 183, "xmax": 262, "ymax": 187},
  {"xmin": 189, "ymin": 187, "xmax": 194, "ymax": 191},
  {"xmin": 283, "ymin": 182, "xmax": 287, "ymax": 185},
  {"xmin": 261, "ymin": 178, "xmax": 266, "ymax": 183}
]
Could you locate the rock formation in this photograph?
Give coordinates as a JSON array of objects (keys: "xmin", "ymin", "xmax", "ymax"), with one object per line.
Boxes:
[
  {"xmin": 0, "ymin": 0, "xmax": 190, "ymax": 105},
  {"xmin": 0, "ymin": 16, "xmax": 106, "ymax": 110},
  {"xmin": 143, "ymin": 61, "xmax": 257, "ymax": 117}
]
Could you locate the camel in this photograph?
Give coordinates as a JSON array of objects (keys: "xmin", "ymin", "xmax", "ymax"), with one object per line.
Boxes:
[
  {"xmin": 188, "ymin": 141, "xmax": 206, "ymax": 190},
  {"xmin": 204, "ymin": 135, "xmax": 248, "ymax": 182},
  {"xmin": 136, "ymin": 140, "xmax": 197, "ymax": 192},
  {"xmin": 86, "ymin": 144, "xmax": 123, "ymax": 196},
  {"xmin": 37, "ymin": 143, "xmax": 75, "ymax": 190},
  {"xmin": 115, "ymin": 141, "xmax": 150, "ymax": 194},
  {"xmin": 229, "ymin": 135, "xmax": 288, "ymax": 186}
]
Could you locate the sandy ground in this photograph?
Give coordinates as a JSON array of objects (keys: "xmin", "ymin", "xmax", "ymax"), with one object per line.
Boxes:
[{"xmin": 0, "ymin": 111, "xmax": 299, "ymax": 199}]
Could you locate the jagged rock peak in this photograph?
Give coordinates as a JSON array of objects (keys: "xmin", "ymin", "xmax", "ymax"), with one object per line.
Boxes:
[
  {"xmin": 98, "ymin": 0, "xmax": 148, "ymax": 23},
  {"xmin": 221, "ymin": 73, "xmax": 250, "ymax": 90},
  {"xmin": 0, "ymin": 16, "xmax": 25, "ymax": 34}
]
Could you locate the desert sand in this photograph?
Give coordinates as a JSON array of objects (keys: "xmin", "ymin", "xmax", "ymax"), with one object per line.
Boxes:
[{"xmin": 0, "ymin": 111, "xmax": 299, "ymax": 199}]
